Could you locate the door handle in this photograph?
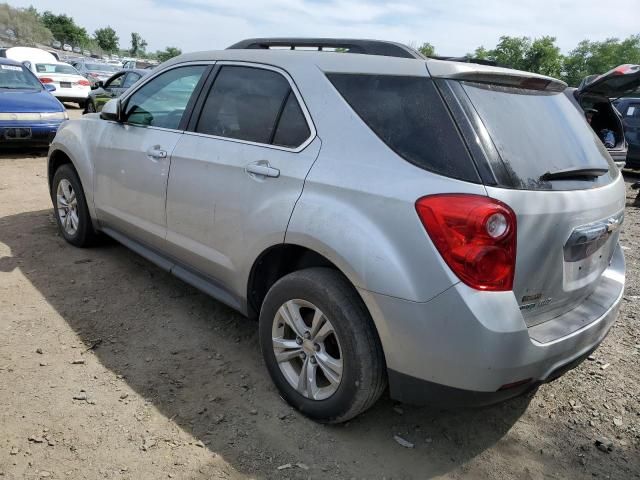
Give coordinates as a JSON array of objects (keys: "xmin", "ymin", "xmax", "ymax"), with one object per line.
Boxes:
[
  {"xmin": 146, "ymin": 146, "xmax": 167, "ymax": 160},
  {"xmin": 245, "ymin": 162, "xmax": 280, "ymax": 178}
]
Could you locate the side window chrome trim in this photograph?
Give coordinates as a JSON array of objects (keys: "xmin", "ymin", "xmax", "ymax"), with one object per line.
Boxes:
[
  {"xmin": 118, "ymin": 61, "xmax": 216, "ymax": 134},
  {"xmin": 184, "ymin": 60, "xmax": 317, "ymax": 153}
]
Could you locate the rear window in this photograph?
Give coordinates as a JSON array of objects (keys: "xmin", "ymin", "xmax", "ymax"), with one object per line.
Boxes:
[
  {"xmin": 460, "ymin": 82, "xmax": 616, "ymax": 189},
  {"xmin": 35, "ymin": 63, "xmax": 78, "ymax": 75},
  {"xmin": 327, "ymin": 74, "xmax": 480, "ymax": 183}
]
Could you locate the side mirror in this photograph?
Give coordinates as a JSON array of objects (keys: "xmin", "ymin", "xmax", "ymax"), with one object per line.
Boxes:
[
  {"xmin": 100, "ymin": 99, "xmax": 122, "ymax": 122},
  {"xmin": 44, "ymin": 83, "xmax": 56, "ymax": 93}
]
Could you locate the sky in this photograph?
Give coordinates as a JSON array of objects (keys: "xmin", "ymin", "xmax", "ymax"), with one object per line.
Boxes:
[{"xmin": 13, "ymin": 0, "xmax": 640, "ymax": 55}]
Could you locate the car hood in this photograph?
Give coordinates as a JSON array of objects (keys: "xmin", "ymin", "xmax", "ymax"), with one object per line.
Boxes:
[
  {"xmin": 578, "ymin": 64, "xmax": 640, "ymax": 98},
  {"xmin": 0, "ymin": 88, "xmax": 63, "ymax": 113}
]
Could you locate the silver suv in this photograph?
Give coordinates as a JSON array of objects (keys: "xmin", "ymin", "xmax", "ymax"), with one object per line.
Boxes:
[{"xmin": 48, "ymin": 38, "xmax": 626, "ymax": 423}]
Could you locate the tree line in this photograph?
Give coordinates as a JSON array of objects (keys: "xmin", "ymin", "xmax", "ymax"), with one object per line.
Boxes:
[
  {"xmin": 2, "ymin": 3, "xmax": 639, "ymax": 80},
  {"xmin": 0, "ymin": 3, "xmax": 181, "ymax": 61},
  {"xmin": 419, "ymin": 34, "xmax": 640, "ymax": 86}
]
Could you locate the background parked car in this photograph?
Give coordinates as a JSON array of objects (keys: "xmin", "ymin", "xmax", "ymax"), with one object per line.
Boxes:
[
  {"xmin": 565, "ymin": 64, "xmax": 640, "ymax": 169},
  {"xmin": 71, "ymin": 59, "xmax": 120, "ymax": 86},
  {"xmin": 62, "ymin": 44, "xmax": 72, "ymax": 52},
  {"xmin": 84, "ymin": 68, "xmax": 147, "ymax": 113},
  {"xmin": 123, "ymin": 59, "xmax": 157, "ymax": 70},
  {"xmin": 613, "ymin": 97, "xmax": 640, "ymax": 169},
  {"xmin": 51, "ymin": 40, "xmax": 62, "ymax": 49},
  {"xmin": 0, "ymin": 57, "xmax": 67, "ymax": 147},
  {"xmin": 72, "ymin": 46, "xmax": 82, "ymax": 54},
  {"xmin": 33, "ymin": 62, "xmax": 90, "ymax": 108}
]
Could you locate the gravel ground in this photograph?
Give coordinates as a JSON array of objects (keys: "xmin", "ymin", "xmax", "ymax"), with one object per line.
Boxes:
[{"xmin": 0, "ymin": 109, "xmax": 638, "ymax": 479}]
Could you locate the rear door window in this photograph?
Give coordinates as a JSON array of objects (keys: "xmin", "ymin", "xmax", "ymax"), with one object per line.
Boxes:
[
  {"xmin": 327, "ymin": 74, "xmax": 480, "ymax": 183},
  {"xmin": 459, "ymin": 82, "xmax": 616, "ymax": 190}
]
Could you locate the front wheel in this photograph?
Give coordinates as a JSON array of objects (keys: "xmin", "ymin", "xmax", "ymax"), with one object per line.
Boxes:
[
  {"xmin": 259, "ymin": 268, "xmax": 387, "ymax": 423},
  {"xmin": 51, "ymin": 164, "xmax": 98, "ymax": 247}
]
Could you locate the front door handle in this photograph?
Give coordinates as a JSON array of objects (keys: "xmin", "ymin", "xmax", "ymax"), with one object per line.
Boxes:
[
  {"xmin": 146, "ymin": 146, "xmax": 167, "ymax": 160},
  {"xmin": 245, "ymin": 162, "xmax": 280, "ymax": 178}
]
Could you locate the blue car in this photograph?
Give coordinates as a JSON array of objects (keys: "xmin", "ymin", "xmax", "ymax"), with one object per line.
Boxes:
[{"xmin": 0, "ymin": 57, "xmax": 67, "ymax": 148}]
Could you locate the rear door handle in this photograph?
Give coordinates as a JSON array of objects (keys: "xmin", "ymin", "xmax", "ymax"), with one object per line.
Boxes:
[
  {"xmin": 146, "ymin": 146, "xmax": 167, "ymax": 160},
  {"xmin": 245, "ymin": 162, "xmax": 280, "ymax": 178}
]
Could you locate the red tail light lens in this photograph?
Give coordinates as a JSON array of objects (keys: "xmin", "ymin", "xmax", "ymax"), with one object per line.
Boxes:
[
  {"xmin": 415, "ymin": 194, "xmax": 517, "ymax": 291},
  {"xmin": 39, "ymin": 77, "xmax": 54, "ymax": 84},
  {"xmin": 77, "ymin": 79, "xmax": 90, "ymax": 86}
]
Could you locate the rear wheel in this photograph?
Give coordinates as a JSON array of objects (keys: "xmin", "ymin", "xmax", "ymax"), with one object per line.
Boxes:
[
  {"xmin": 51, "ymin": 164, "xmax": 98, "ymax": 247},
  {"xmin": 77, "ymin": 100, "xmax": 86, "ymax": 109},
  {"xmin": 259, "ymin": 268, "xmax": 386, "ymax": 423}
]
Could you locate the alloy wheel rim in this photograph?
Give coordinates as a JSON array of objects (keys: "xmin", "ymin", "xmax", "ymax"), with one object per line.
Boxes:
[
  {"xmin": 272, "ymin": 299, "xmax": 343, "ymax": 401},
  {"xmin": 56, "ymin": 179, "xmax": 79, "ymax": 236}
]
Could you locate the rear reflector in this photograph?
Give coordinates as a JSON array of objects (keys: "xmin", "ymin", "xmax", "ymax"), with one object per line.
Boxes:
[
  {"xmin": 498, "ymin": 378, "xmax": 532, "ymax": 391},
  {"xmin": 415, "ymin": 194, "xmax": 517, "ymax": 291}
]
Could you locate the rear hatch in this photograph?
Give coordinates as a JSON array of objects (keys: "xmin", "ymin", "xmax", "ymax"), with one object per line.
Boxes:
[
  {"xmin": 430, "ymin": 63, "xmax": 626, "ymax": 326},
  {"xmin": 577, "ymin": 64, "xmax": 640, "ymax": 99}
]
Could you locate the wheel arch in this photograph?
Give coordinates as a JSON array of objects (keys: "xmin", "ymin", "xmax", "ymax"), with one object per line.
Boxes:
[{"xmin": 246, "ymin": 242, "xmax": 390, "ymax": 373}]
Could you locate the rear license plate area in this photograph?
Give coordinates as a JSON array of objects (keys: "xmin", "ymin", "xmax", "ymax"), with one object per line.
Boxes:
[
  {"xmin": 563, "ymin": 211, "xmax": 624, "ymax": 290},
  {"xmin": 60, "ymin": 82, "xmax": 72, "ymax": 88},
  {"xmin": 3, "ymin": 127, "xmax": 32, "ymax": 140}
]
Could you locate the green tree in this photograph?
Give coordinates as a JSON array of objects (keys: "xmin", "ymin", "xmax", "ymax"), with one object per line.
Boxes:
[
  {"xmin": 523, "ymin": 36, "xmax": 562, "ymax": 78},
  {"xmin": 156, "ymin": 46, "xmax": 182, "ymax": 62},
  {"xmin": 94, "ymin": 26, "xmax": 119, "ymax": 53},
  {"xmin": 488, "ymin": 36, "xmax": 531, "ymax": 70},
  {"xmin": 41, "ymin": 10, "xmax": 87, "ymax": 45},
  {"xmin": 130, "ymin": 32, "xmax": 147, "ymax": 56},
  {"xmin": 0, "ymin": 3, "xmax": 52, "ymax": 45},
  {"xmin": 418, "ymin": 42, "xmax": 435, "ymax": 57},
  {"xmin": 562, "ymin": 35, "xmax": 640, "ymax": 86}
]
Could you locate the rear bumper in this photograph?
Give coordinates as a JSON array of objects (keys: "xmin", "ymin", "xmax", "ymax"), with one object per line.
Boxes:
[{"xmin": 360, "ymin": 244, "xmax": 625, "ymax": 406}]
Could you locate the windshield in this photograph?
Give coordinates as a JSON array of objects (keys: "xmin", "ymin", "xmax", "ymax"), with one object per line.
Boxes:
[
  {"xmin": 459, "ymin": 81, "xmax": 616, "ymax": 190},
  {"xmin": 86, "ymin": 63, "xmax": 118, "ymax": 72},
  {"xmin": 0, "ymin": 63, "xmax": 43, "ymax": 90},
  {"xmin": 35, "ymin": 63, "xmax": 79, "ymax": 75}
]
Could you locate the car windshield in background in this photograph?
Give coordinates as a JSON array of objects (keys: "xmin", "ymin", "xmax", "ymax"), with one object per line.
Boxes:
[
  {"xmin": 459, "ymin": 82, "xmax": 616, "ymax": 190},
  {"xmin": 35, "ymin": 63, "xmax": 79, "ymax": 75},
  {"xmin": 0, "ymin": 64, "xmax": 42, "ymax": 90},
  {"xmin": 86, "ymin": 63, "xmax": 118, "ymax": 72}
]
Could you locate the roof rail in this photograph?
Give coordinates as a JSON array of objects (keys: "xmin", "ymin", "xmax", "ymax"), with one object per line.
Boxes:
[
  {"xmin": 428, "ymin": 55, "xmax": 500, "ymax": 67},
  {"xmin": 227, "ymin": 38, "xmax": 425, "ymax": 60}
]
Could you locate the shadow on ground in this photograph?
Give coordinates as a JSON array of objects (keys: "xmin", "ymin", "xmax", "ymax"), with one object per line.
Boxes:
[{"xmin": 0, "ymin": 209, "xmax": 543, "ymax": 479}]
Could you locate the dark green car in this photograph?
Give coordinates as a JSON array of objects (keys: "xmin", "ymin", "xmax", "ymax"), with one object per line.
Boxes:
[{"xmin": 84, "ymin": 69, "xmax": 148, "ymax": 113}]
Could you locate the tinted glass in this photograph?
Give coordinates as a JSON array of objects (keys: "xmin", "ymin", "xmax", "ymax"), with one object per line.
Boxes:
[
  {"xmin": 0, "ymin": 63, "xmax": 42, "ymax": 89},
  {"xmin": 461, "ymin": 82, "xmax": 615, "ymax": 190},
  {"xmin": 124, "ymin": 65, "xmax": 206, "ymax": 129},
  {"xmin": 327, "ymin": 74, "xmax": 479, "ymax": 182},
  {"xmin": 196, "ymin": 66, "xmax": 290, "ymax": 144},
  {"xmin": 35, "ymin": 63, "xmax": 78, "ymax": 75},
  {"xmin": 86, "ymin": 63, "xmax": 118, "ymax": 72},
  {"xmin": 123, "ymin": 72, "xmax": 141, "ymax": 88},
  {"xmin": 272, "ymin": 92, "xmax": 311, "ymax": 148}
]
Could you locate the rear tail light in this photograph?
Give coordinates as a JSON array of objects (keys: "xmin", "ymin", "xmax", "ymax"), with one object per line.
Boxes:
[
  {"xmin": 415, "ymin": 194, "xmax": 517, "ymax": 291},
  {"xmin": 40, "ymin": 77, "xmax": 54, "ymax": 84},
  {"xmin": 77, "ymin": 79, "xmax": 90, "ymax": 86}
]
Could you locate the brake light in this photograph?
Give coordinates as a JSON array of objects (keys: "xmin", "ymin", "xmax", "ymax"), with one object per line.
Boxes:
[
  {"xmin": 77, "ymin": 79, "xmax": 90, "ymax": 86},
  {"xmin": 40, "ymin": 77, "xmax": 54, "ymax": 84},
  {"xmin": 415, "ymin": 194, "xmax": 517, "ymax": 291}
]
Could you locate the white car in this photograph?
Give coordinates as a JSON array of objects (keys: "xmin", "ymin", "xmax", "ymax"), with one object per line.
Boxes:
[{"xmin": 33, "ymin": 62, "xmax": 90, "ymax": 108}]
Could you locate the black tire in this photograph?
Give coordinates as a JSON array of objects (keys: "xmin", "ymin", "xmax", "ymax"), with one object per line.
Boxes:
[
  {"xmin": 51, "ymin": 164, "xmax": 98, "ymax": 247},
  {"xmin": 77, "ymin": 100, "xmax": 86, "ymax": 109},
  {"xmin": 259, "ymin": 268, "xmax": 387, "ymax": 423}
]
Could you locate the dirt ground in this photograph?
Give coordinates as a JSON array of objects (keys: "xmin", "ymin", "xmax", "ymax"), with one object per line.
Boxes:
[{"xmin": 0, "ymin": 108, "xmax": 638, "ymax": 480}]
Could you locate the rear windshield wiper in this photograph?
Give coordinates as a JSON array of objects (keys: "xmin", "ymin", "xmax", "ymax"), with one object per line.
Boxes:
[{"xmin": 540, "ymin": 167, "xmax": 609, "ymax": 181}]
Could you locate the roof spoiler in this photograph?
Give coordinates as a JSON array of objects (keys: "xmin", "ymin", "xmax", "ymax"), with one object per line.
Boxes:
[{"xmin": 427, "ymin": 60, "xmax": 567, "ymax": 92}]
